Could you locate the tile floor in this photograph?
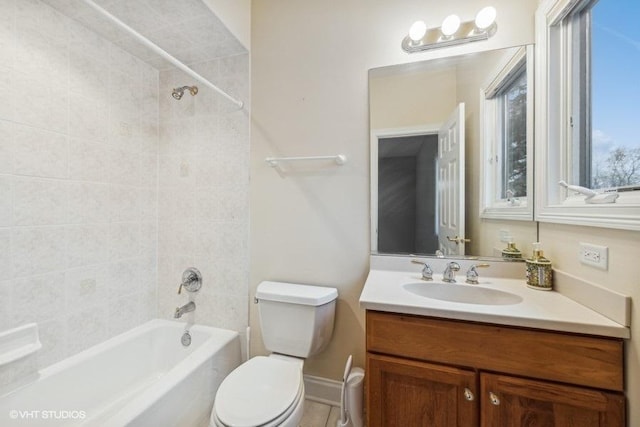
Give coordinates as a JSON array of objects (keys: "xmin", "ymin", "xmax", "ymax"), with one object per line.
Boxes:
[{"xmin": 299, "ymin": 400, "xmax": 340, "ymax": 427}]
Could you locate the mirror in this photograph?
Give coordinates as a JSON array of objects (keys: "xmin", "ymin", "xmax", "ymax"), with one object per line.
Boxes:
[{"xmin": 369, "ymin": 45, "xmax": 538, "ymax": 259}]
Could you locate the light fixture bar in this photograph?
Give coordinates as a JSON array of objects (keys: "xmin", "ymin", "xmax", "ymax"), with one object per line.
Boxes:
[{"xmin": 402, "ymin": 19, "xmax": 497, "ymax": 53}]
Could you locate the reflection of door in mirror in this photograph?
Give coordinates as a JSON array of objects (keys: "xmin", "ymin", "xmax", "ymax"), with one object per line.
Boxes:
[
  {"xmin": 378, "ymin": 134, "xmax": 438, "ymax": 254},
  {"xmin": 438, "ymin": 103, "xmax": 465, "ymax": 256},
  {"xmin": 375, "ymin": 103, "xmax": 466, "ymax": 256}
]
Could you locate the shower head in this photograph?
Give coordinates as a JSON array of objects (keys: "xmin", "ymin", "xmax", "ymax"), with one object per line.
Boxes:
[{"xmin": 171, "ymin": 85, "xmax": 198, "ymax": 100}]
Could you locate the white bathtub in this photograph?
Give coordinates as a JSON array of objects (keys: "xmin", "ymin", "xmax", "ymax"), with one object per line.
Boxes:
[{"xmin": 0, "ymin": 319, "xmax": 241, "ymax": 427}]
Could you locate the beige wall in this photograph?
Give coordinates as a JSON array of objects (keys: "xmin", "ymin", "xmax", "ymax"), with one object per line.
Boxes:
[
  {"xmin": 251, "ymin": 0, "xmax": 538, "ymax": 380},
  {"xmin": 369, "ymin": 68, "xmax": 456, "ymax": 130}
]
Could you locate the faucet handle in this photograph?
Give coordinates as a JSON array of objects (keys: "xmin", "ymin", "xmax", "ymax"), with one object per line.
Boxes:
[
  {"xmin": 466, "ymin": 263, "xmax": 490, "ymax": 284},
  {"xmin": 177, "ymin": 267, "xmax": 202, "ymax": 294},
  {"xmin": 411, "ymin": 259, "xmax": 433, "ymax": 281}
]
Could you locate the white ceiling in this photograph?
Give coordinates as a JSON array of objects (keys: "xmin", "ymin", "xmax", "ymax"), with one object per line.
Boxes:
[{"xmin": 41, "ymin": 0, "xmax": 247, "ymax": 69}]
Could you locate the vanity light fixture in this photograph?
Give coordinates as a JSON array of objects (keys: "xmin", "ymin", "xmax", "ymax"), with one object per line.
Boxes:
[
  {"xmin": 402, "ymin": 6, "xmax": 497, "ymax": 53},
  {"xmin": 409, "ymin": 20, "xmax": 427, "ymax": 43},
  {"xmin": 440, "ymin": 14, "xmax": 461, "ymax": 39},
  {"xmin": 475, "ymin": 6, "xmax": 497, "ymax": 31}
]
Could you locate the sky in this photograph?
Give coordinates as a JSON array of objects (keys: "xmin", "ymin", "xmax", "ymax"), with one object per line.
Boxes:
[{"xmin": 591, "ymin": 0, "xmax": 640, "ymax": 157}]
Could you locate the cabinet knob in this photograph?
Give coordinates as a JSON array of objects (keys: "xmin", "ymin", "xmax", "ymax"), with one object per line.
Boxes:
[
  {"xmin": 489, "ymin": 392, "xmax": 500, "ymax": 406},
  {"xmin": 463, "ymin": 388, "xmax": 474, "ymax": 401}
]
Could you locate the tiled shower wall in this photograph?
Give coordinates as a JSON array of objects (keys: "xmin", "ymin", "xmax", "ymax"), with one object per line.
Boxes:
[
  {"xmin": 0, "ymin": 0, "xmax": 250, "ymax": 378},
  {"xmin": 157, "ymin": 56, "xmax": 250, "ymax": 337},
  {"xmin": 0, "ymin": 0, "xmax": 159, "ymax": 370}
]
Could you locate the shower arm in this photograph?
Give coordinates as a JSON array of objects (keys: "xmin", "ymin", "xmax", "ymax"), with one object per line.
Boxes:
[{"xmin": 82, "ymin": 0, "xmax": 244, "ymax": 110}]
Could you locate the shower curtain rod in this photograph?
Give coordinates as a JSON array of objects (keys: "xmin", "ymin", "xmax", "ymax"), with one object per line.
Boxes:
[{"xmin": 82, "ymin": 0, "xmax": 244, "ymax": 109}]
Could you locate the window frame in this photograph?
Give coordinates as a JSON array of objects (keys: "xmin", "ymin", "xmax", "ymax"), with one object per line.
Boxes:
[
  {"xmin": 479, "ymin": 45, "xmax": 534, "ymax": 221},
  {"xmin": 535, "ymin": 0, "xmax": 640, "ymax": 230}
]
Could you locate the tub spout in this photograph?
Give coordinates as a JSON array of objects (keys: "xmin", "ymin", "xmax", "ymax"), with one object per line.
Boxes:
[{"xmin": 174, "ymin": 301, "xmax": 195, "ymax": 318}]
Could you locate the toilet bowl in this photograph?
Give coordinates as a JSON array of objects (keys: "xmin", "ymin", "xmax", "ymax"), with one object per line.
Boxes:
[
  {"xmin": 211, "ymin": 281, "xmax": 338, "ymax": 427},
  {"xmin": 211, "ymin": 356, "xmax": 305, "ymax": 427}
]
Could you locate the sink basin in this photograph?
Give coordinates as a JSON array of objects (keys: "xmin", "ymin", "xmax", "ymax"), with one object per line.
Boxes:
[{"xmin": 403, "ymin": 282, "xmax": 523, "ymax": 306}]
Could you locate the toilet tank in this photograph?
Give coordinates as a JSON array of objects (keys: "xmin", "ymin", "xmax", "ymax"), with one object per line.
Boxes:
[{"xmin": 256, "ymin": 281, "xmax": 338, "ymax": 358}]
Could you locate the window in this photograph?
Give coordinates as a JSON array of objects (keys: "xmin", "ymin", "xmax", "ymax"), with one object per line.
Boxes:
[
  {"xmin": 566, "ymin": 0, "xmax": 640, "ymax": 191},
  {"xmin": 480, "ymin": 46, "xmax": 533, "ymax": 220},
  {"xmin": 499, "ymin": 67, "xmax": 528, "ymax": 199},
  {"xmin": 535, "ymin": 0, "xmax": 640, "ymax": 229}
]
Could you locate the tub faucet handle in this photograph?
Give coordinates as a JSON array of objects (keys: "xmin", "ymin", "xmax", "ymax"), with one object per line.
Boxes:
[{"xmin": 177, "ymin": 267, "xmax": 202, "ymax": 294}]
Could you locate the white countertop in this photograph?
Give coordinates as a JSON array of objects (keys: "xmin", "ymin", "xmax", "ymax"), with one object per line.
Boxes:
[{"xmin": 360, "ymin": 268, "xmax": 630, "ymax": 339}]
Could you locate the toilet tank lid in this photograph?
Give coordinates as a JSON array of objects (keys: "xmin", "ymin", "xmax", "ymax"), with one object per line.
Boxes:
[{"xmin": 256, "ymin": 281, "xmax": 338, "ymax": 306}]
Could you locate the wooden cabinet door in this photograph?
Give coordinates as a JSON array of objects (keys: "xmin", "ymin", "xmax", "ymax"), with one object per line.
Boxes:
[
  {"xmin": 367, "ymin": 353, "xmax": 478, "ymax": 427},
  {"xmin": 481, "ymin": 373, "xmax": 625, "ymax": 427}
]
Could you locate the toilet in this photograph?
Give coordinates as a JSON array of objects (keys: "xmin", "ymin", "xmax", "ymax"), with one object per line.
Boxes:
[{"xmin": 211, "ymin": 281, "xmax": 338, "ymax": 427}]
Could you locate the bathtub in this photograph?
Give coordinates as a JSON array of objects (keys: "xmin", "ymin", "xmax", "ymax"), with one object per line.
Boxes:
[{"xmin": 0, "ymin": 319, "xmax": 241, "ymax": 427}]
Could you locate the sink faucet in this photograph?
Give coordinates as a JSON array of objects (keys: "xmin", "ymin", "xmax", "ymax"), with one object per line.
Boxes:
[
  {"xmin": 174, "ymin": 301, "xmax": 195, "ymax": 318},
  {"xmin": 465, "ymin": 263, "xmax": 490, "ymax": 284},
  {"xmin": 442, "ymin": 262, "xmax": 461, "ymax": 283},
  {"xmin": 411, "ymin": 259, "xmax": 433, "ymax": 281}
]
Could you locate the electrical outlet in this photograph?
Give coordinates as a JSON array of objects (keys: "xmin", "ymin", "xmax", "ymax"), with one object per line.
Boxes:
[
  {"xmin": 499, "ymin": 230, "xmax": 512, "ymax": 243},
  {"xmin": 579, "ymin": 242, "xmax": 608, "ymax": 270}
]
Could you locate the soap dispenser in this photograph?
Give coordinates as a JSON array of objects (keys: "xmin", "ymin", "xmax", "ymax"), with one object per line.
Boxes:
[
  {"xmin": 501, "ymin": 238, "xmax": 522, "ymax": 260},
  {"xmin": 525, "ymin": 242, "xmax": 553, "ymax": 291}
]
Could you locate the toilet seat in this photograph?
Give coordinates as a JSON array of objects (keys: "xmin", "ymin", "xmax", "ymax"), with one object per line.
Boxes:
[
  {"xmin": 212, "ymin": 386, "xmax": 303, "ymax": 427},
  {"xmin": 213, "ymin": 356, "xmax": 304, "ymax": 427}
]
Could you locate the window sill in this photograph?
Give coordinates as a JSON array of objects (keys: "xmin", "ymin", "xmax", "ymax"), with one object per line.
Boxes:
[
  {"xmin": 535, "ymin": 203, "xmax": 640, "ymax": 231},
  {"xmin": 480, "ymin": 203, "xmax": 533, "ymax": 221}
]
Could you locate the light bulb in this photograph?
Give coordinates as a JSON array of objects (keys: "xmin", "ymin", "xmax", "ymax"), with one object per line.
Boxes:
[
  {"xmin": 475, "ymin": 6, "xmax": 497, "ymax": 30},
  {"xmin": 408, "ymin": 20, "xmax": 427, "ymax": 42},
  {"xmin": 441, "ymin": 14, "xmax": 461, "ymax": 37}
]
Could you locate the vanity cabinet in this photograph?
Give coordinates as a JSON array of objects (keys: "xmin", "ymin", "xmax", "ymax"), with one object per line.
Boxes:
[{"xmin": 366, "ymin": 311, "xmax": 625, "ymax": 427}]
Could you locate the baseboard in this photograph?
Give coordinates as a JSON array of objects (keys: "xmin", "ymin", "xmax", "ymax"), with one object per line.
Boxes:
[{"xmin": 304, "ymin": 375, "xmax": 342, "ymax": 407}]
